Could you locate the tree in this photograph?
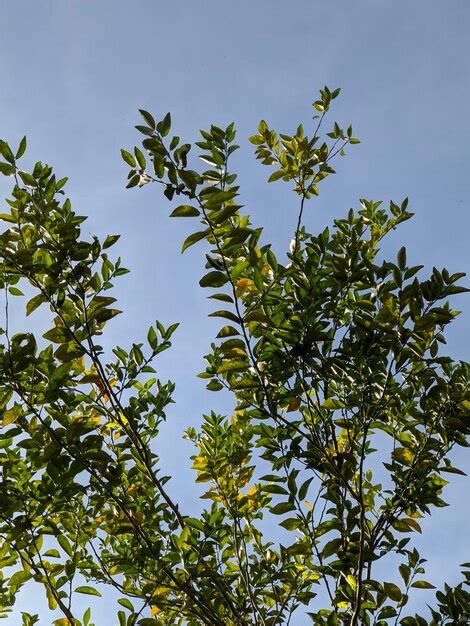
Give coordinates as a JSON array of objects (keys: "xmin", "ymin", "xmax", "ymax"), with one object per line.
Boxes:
[{"xmin": 0, "ymin": 87, "xmax": 468, "ymax": 626}]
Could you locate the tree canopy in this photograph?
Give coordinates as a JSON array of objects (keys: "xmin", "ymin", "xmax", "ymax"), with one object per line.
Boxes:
[{"xmin": 0, "ymin": 87, "xmax": 469, "ymax": 625}]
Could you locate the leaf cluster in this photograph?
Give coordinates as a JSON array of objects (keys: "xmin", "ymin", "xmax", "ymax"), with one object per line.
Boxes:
[{"xmin": 0, "ymin": 88, "xmax": 468, "ymax": 625}]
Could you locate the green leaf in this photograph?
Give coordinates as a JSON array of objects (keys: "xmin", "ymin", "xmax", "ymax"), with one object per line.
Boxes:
[
  {"xmin": 384, "ymin": 582, "xmax": 402, "ymax": 601},
  {"xmin": 249, "ymin": 134, "xmax": 264, "ymax": 145},
  {"xmin": 199, "ymin": 271, "xmax": 228, "ymax": 288},
  {"xmin": 134, "ymin": 146, "xmax": 146, "ymax": 169},
  {"xmin": 262, "ymin": 484, "xmax": 289, "ymax": 495},
  {"xmin": 398, "ymin": 246, "xmax": 407, "ymax": 270},
  {"xmin": 43, "ymin": 327, "xmax": 73, "ymax": 344},
  {"xmin": 160, "ymin": 112, "xmax": 171, "ymax": 137},
  {"xmin": 147, "ymin": 326, "xmax": 158, "ymax": 349},
  {"xmin": 93, "ymin": 307, "xmax": 122, "ymax": 324},
  {"xmin": 220, "ymin": 338, "xmax": 245, "ymax": 352},
  {"xmin": 118, "ymin": 612, "xmax": 126, "ymax": 626},
  {"xmin": 268, "ymin": 169, "xmax": 285, "ymax": 183},
  {"xmin": 185, "ymin": 517, "xmax": 204, "ymax": 531},
  {"xmin": 202, "ymin": 187, "xmax": 239, "ymax": 208},
  {"xmin": 270, "ymin": 502, "xmax": 296, "ymax": 515},
  {"xmin": 411, "ymin": 580, "xmax": 436, "ymax": 589},
  {"xmin": 136, "ymin": 125, "xmax": 154, "ymax": 136},
  {"xmin": 126, "ymin": 173, "xmax": 140, "ymax": 188},
  {"xmin": 244, "ymin": 310, "xmax": 270, "ymax": 323},
  {"xmin": 399, "ymin": 564, "xmax": 411, "ymax": 587},
  {"xmin": 0, "ymin": 140, "xmax": 14, "ymax": 164},
  {"xmin": 216, "ymin": 325, "xmax": 240, "ymax": 337},
  {"xmin": 75, "ymin": 586, "xmax": 102, "ymax": 597},
  {"xmin": 0, "ymin": 162, "xmax": 15, "ymax": 176},
  {"xmin": 299, "ymin": 477, "xmax": 314, "ymax": 501},
  {"xmin": 139, "ymin": 109, "xmax": 156, "ymax": 129},
  {"xmin": 103, "ymin": 234, "xmax": 120, "ymax": 249},
  {"xmin": 217, "ymin": 360, "xmax": 248, "ymax": 373},
  {"xmin": 54, "ymin": 342, "xmax": 86, "ymax": 363},
  {"xmin": 3, "ymin": 404, "xmax": 22, "ymax": 426},
  {"xmin": 9, "ymin": 570, "xmax": 32, "ymax": 589},
  {"xmin": 121, "ymin": 149, "xmax": 136, "ymax": 167},
  {"xmin": 178, "ymin": 169, "xmax": 200, "ymax": 190},
  {"xmin": 211, "ymin": 204, "xmax": 240, "ymax": 224},
  {"xmin": 118, "ymin": 598, "xmax": 134, "ymax": 611},
  {"xmin": 43, "ymin": 549, "xmax": 61, "ymax": 558},
  {"xmin": 0, "ymin": 212, "xmax": 16, "ymax": 222},
  {"xmin": 170, "ymin": 205, "xmax": 200, "ymax": 217},
  {"xmin": 16, "ymin": 136, "xmax": 27, "ymax": 159},
  {"xmin": 26, "ymin": 294, "xmax": 46, "ymax": 316},
  {"xmin": 439, "ymin": 465, "xmax": 467, "ymax": 476},
  {"xmin": 209, "ymin": 293, "xmax": 233, "ymax": 303},
  {"xmin": 18, "ymin": 171, "xmax": 37, "ymax": 187},
  {"xmin": 46, "ymin": 587, "xmax": 57, "ymax": 611},
  {"xmin": 322, "ymin": 398, "xmax": 345, "ymax": 410},
  {"xmin": 401, "ymin": 518, "xmax": 422, "ymax": 533},
  {"xmin": 206, "ymin": 380, "xmax": 223, "ymax": 391},
  {"xmin": 279, "ymin": 517, "xmax": 302, "ymax": 530},
  {"xmin": 209, "ymin": 310, "xmax": 240, "ymax": 324},
  {"xmin": 181, "ymin": 229, "xmax": 210, "ymax": 252},
  {"xmin": 322, "ymin": 538, "xmax": 342, "ymax": 558},
  {"xmin": 57, "ymin": 535, "xmax": 73, "ymax": 556},
  {"xmin": 377, "ymin": 607, "xmax": 398, "ymax": 619},
  {"xmin": 8, "ymin": 287, "xmax": 24, "ymax": 296}
]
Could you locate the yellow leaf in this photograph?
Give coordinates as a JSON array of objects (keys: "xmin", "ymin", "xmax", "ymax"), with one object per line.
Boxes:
[
  {"xmin": 393, "ymin": 447, "xmax": 413, "ymax": 466},
  {"xmin": 81, "ymin": 368, "xmax": 101, "ymax": 383},
  {"xmin": 94, "ymin": 376, "xmax": 116, "ymax": 403},
  {"xmin": 129, "ymin": 511, "xmax": 144, "ymax": 524},
  {"xmin": 151, "ymin": 605, "xmax": 161, "ymax": 616},
  {"xmin": 71, "ymin": 355, "xmax": 85, "ymax": 374},
  {"xmin": 89, "ymin": 414, "xmax": 102, "ymax": 427},
  {"xmin": 46, "ymin": 585, "xmax": 58, "ymax": 610},
  {"xmin": 152, "ymin": 586, "xmax": 168, "ymax": 597},
  {"xmin": 2, "ymin": 404, "xmax": 22, "ymax": 427},
  {"xmin": 377, "ymin": 293, "xmax": 399, "ymax": 323},
  {"xmin": 345, "ymin": 574, "xmax": 357, "ymax": 590},
  {"xmin": 235, "ymin": 278, "xmax": 255, "ymax": 295},
  {"xmin": 192, "ymin": 455, "xmax": 206, "ymax": 470},
  {"xmin": 223, "ymin": 347, "xmax": 247, "ymax": 358},
  {"xmin": 401, "ymin": 517, "xmax": 422, "ymax": 533},
  {"xmin": 287, "ymin": 397, "xmax": 300, "ymax": 412}
]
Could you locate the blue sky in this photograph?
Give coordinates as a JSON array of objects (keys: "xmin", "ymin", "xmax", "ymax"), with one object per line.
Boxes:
[{"xmin": 1, "ymin": 1, "xmax": 469, "ymax": 623}]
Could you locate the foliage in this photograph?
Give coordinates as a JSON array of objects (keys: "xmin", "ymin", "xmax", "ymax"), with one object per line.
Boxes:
[{"xmin": 0, "ymin": 87, "xmax": 469, "ymax": 625}]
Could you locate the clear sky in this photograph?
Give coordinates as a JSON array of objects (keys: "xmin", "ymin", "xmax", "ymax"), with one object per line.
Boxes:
[{"xmin": 1, "ymin": 1, "xmax": 469, "ymax": 623}]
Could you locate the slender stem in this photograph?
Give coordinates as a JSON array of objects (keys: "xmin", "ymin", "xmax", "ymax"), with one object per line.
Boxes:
[
  {"xmin": 349, "ymin": 421, "xmax": 370, "ymax": 626},
  {"xmin": 293, "ymin": 193, "xmax": 306, "ymax": 254}
]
